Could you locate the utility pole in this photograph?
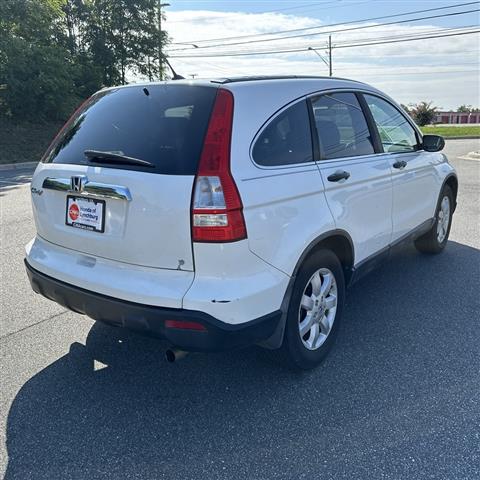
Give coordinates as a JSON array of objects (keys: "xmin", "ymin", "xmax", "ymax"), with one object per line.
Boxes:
[
  {"xmin": 158, "ymin": 2, "xmax": 170, "ymax": 80},
  {"xmin": 328, "ymin": 35, "xmax": 332, "ymax": 77}
]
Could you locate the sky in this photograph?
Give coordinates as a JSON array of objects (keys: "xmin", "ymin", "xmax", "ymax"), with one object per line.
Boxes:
[{"xmin": 159, "ymin": 0, "xmax": 480, "ymax": 109}]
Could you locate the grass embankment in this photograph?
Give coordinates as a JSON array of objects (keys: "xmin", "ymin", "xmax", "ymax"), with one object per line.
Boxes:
[
  {"xmin": 0, "ymin": 118, "xmax": 63, "ymax": 164},
  {"xmin": 421, "ymin": 125, "xmax": 480, "ymax": 138}
]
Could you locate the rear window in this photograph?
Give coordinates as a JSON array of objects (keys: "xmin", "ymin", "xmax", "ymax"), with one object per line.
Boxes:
[{"xmin": 42, "ymin": 85, "xmax": 218, "ymax": 175}]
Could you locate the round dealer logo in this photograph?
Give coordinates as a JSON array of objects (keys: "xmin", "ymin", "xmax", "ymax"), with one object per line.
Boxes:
[{"xmin": 69, "ymin": 203, "xmax": 79, "ymax": 221}]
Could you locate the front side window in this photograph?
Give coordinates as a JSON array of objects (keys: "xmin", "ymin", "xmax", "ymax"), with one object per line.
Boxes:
[
  {"xmin": 311, "ymin": 92, "xmax": 374, "ymax": 160},
  {"xmin": 253, "ymin": 100, "xmax": 313, "ymax": 167},
  {"xmin": 363, "ymin": 94, "xmax": 418, "ymax": 153}
]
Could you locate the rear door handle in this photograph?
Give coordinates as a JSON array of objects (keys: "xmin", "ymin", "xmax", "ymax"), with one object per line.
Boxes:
[
  {"xmin": 327, "ymin": 170, "xmax": 350, "ymax": 182},
  {"xmin": 393, "ymin": 160, "xmax": 407, "ymax": 169}
]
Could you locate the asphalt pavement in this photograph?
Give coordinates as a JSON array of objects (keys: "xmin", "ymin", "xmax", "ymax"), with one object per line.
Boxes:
[{"xmin": 1, "ymin": 139, "xmax": 479, "ymax": 479}]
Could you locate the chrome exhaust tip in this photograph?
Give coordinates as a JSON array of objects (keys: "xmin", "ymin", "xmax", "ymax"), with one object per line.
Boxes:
[{"xmin": 165, "ymin": 349, "xmax": 189, "ymax": 363}]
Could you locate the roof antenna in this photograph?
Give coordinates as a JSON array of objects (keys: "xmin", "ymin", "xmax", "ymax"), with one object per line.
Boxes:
[{"xmin": 164, "ymin": 58, "xmax": 185, "ymax": 80}]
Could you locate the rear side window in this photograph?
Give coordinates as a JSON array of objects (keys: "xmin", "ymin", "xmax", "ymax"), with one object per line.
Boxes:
[
  {"xmin": 253, "ymin": 100, "xmax": 313, "ymax": 167},
  {"xmin": 311, "ymin": 92, "xmax": 374, "ymax": 160},
  {"xmin": 363, "ymin": 94, "xmax": 419, "ymax": 153},
  {"xmin": 43, "ymin": 85, "xmax": 218, "ymax": 175}
]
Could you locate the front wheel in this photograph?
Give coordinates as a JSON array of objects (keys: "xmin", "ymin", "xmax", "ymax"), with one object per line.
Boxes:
[
  {"xmin": 281, "ymin": 250, "xmax": 345, "ymax": 370},
  {"xmin": 415, "ymin": 185, "xmax": 454, "ymax": 254}
]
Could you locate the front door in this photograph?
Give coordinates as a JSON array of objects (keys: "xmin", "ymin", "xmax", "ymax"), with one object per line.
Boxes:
[{"xmin": 362, "ymin": 94, "xmax": 439, "ymax": 241}]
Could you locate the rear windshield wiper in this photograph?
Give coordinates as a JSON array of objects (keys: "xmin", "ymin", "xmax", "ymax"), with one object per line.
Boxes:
[{"xmin": 84, "ymin": 150, "xmax": 154, "ymax": 168}]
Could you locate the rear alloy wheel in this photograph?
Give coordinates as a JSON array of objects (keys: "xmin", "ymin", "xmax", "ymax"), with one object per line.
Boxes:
[
  {"xmin": 282, "ymin": 250, "xmax": 345, "ymax": 370},
  {"xmin": 298, "ymin": 268, "xmax": 338, "ymax": 351},
  {"xmin": 415, "ymin": 185, "xmax": 454, "ymax": 254}
]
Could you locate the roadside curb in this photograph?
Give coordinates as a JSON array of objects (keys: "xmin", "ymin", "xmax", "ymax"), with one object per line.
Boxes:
[
  {"xmin": 0, "ymin": 161, "xmax": 38, "ymax": 171},
  {"xmin": 445, "ymin": 136, "xmax": 480, "ymax": 140}
]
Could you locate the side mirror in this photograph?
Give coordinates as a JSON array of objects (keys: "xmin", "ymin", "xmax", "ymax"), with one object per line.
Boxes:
[{"xmin": 422, "ymin": 134, "xmax": 445, "ymax": 152}]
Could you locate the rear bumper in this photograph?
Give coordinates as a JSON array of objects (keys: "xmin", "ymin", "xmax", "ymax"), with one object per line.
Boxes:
[{"xmin": 25, "ymin": 260, "xmax": 281, "ymax": 352}]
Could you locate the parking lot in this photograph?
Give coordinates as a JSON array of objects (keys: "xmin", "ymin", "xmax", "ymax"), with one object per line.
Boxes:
[{"xmin": 0, "ymin": 139, "xmax": 479, "ymax": 479}]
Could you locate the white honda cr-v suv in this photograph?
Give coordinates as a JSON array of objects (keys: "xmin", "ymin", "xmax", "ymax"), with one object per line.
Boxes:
[{"xmin": 25, "ymin": 76, "xmax": 457, "ymax": 369}]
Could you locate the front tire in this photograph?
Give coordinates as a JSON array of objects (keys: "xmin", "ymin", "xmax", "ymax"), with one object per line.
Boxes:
[
  {"xmin": 282, "ymin": 250, "xmax": 345, "ymax": 370},
  {"xmin": 415, "ymin": 185, "xmax": 454, "ymax": 254}
]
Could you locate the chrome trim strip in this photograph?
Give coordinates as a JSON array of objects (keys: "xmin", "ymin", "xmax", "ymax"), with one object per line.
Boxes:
[
  {"xmin": 42, "ymin": 177, "xmax": 132, "ymax": 201},
  {"xmin": 42, "ymin": 177, "xmax": 70, "ymax": 191},
  {"xmin": 242, "ymin": 167, "xmax": 319, "ymax": 182},
  {"xmin": 83, "ymin": 182, "xmax": 132, "ymax": 201}
]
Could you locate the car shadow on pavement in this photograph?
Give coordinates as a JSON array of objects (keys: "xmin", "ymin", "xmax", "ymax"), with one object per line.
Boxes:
[
  {"xmin": 5, "ymin": 241, "xmax": 480, "ymax": 479},
  {"xmin": 0, "ymin": 172, "xmax": 32, "ymax": 197}
]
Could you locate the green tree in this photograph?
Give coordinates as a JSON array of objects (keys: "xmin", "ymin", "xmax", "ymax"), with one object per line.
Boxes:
[
  {"xmin": 410, "ymin": 101, "xmax": 439, "ymax": 126},
  {"xmin": 0, "ymin": 0, "xmax": 81, "ymax": 120},
  {"xmin": 0, "ymin": 0, "xmax": 170, "ymax": 121},
  {"xmin": 82, "ymin": 0, "xmax": 169, "ymax": 85},
  {"xmin": 457, "ymin": 104, "xmax": 480, "ymax": 113}
]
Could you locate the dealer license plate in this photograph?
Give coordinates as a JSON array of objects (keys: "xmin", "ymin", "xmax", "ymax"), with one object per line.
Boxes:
[{"xmin": 65, "ymin": 195, "xmax": 105, "ymax": 233}]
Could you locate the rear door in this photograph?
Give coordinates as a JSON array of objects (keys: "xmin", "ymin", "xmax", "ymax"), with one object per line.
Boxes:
[
  {"xmin": 30, "ymin": 84, "xmax": 218, "ymax": 270},
  {"xmin": 311, "ymin": 92, "xmax": 393, "ymax": 264},
  {"xmin": 362, "ymin": 94, "xmax": 439, "ymax": 241}
]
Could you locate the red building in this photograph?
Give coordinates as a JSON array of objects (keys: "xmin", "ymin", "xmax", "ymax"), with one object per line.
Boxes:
[{"xmin": 434, "ymin": 111, "xmax": 480, "ymax": 124}]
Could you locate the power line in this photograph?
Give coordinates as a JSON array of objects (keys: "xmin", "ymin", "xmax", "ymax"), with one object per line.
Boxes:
[
  {"xmin": 169, "ymin": 25, "xmax": 479, "ymax": 56},
  {"xmin": 168, "ymin": 29, "xmax": 480, "ymax": 58},
  {"xmin": 166, "ymin": 0, "xmax": 371, "ymax": 25},
  {"xmin": 169, "ymin": 1, "xmax": 479, "ymax": 48},
  {"xmin": 215, "ymin": 24, "xmax": 478, "ymax": 52},
  {"xmin": 335, "ymin": 50, "xmax": 480, "ymax": 58},
  {"xmin": 248, "ymin": 0, "xmax": 374, "ymax": 15},
  {"xmin": 347, "ymin": 69, "xmax": 480, "ymax": 77},
  {"xmin": 257, "ymin": 0, "xmax": 344, "ymax": 14},
  {"xmin": 170, "ymin": 1, "xmax": 478, "ymax": 44},
  {"xmin": 184, "ymin": 48, "xmax": 479, "ymax": 60},
  {"xmin": 335, "ymin": 28, "xmax": 480, "ymax": 49},
  {"xmin": 177, "ymin": 58, "xmax": 233, "ymax": 76},
  {"xmin": 169, "ymin": 8, "xmax": 480, "ymax": 52},
  {"xmin": 335, "ymin": 62, "xmax": 480, "ymax": 72},
  {"xmin": 332, "ymin": 25, "xmax": 478, "ymax": 46}
]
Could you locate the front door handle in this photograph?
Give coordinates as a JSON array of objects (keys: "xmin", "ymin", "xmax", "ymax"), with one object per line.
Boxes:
[
  {"xmin": 393, "ymin": 160, "xmax": 407, "ymax": 169},
  {"xmin": 327, "ymin": 170, "xmax": 350, "ymax": 182}
]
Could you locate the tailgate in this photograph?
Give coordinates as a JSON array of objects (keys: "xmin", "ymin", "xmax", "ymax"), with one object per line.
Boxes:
[
  {"xmin": 30, "ymin": 83, "xmax": 219, "ymax": 271},
  {"xmin": 31, "ymin": 163, "xmax": 195, "ymax": 270}
]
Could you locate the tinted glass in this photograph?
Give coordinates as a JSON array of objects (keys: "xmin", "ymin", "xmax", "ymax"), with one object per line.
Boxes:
[
  {"xmin": 43, "ymin": 85, "xmax": 217, "ymax": 175},
  {"xmin": 364, "ymin": 94, "xmax": 418, "ymax": 153},
  {"xmin": 311, "ymin": 92, "xmax": 374, "ymax": 160},
  {"xmin": 253, "ymin": 100, "xmax": 313, "ymax": 166}
]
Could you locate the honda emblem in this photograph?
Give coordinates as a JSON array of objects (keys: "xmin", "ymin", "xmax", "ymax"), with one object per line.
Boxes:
[{"xmin": 70, "ymin": 175, "xmax": 87, "ymax": 193}]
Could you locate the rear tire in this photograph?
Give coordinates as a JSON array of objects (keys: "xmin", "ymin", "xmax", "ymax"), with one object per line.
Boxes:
[
  {"xmin": 281, "ymin": 250, "xmax": 345, "ymax": 370},
  {"xmin": 415, "ymin": 185, "xmax": 454, "ymax": 254}
]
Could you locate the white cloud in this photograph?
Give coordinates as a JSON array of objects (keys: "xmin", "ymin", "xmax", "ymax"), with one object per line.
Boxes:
[{"xmin": 159, "ymin": 9, "xmax": 480, "ymax": 109}]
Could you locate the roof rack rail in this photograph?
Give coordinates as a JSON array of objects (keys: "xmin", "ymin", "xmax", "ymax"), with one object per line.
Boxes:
[{"xmin": 210, "ymin": 75, "xmax": 362, "ymax": 84}]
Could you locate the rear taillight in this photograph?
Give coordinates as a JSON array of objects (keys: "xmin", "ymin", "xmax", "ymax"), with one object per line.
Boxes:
[{"xmin": 192, "ymin": 89, "xmax": 247, "ymax": 243}]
